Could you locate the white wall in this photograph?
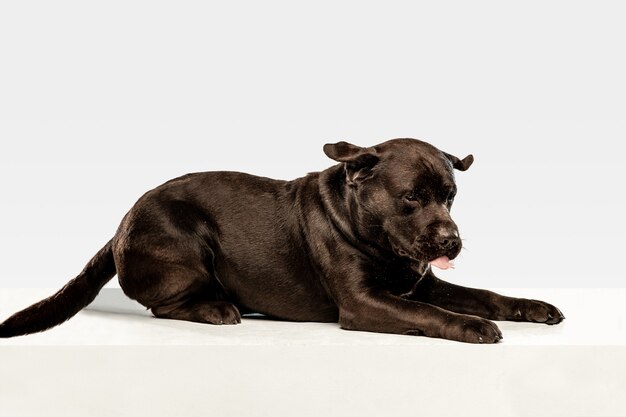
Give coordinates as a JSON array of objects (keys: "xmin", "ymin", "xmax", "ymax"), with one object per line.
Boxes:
[{"xmin": 1, "ymin": 1, "xmax": 624, "ymax": 289}]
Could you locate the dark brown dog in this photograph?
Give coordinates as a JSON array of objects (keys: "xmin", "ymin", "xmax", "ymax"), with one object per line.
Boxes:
[{"xmin": 0, "ymin": 138, "xmax": 564, "ymax": 343}]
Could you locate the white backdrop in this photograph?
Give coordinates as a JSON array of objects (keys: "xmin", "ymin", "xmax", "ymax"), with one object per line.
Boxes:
[{"xmin": 0, "ymin": 1, "xmax": 624, "ymax": 289}]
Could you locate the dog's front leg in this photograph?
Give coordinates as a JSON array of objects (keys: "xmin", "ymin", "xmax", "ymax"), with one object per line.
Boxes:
[
  {"xmin": 338, "ymin": 289, "xmax": 502, "ymax": 344},
  {"xmin": 403, "ymin": 271, "xmax": 564, "ymax": 325}
]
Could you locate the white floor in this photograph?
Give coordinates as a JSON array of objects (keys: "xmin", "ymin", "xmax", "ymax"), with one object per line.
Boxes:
[{"xmin": 1, "ymin": 288, "xmax": 625, "ymax": 417}]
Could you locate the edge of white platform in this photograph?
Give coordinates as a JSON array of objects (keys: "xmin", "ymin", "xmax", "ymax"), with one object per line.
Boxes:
[{"xmin": 1, "ymin": 288, "xmax": 625, "ymax": 417}]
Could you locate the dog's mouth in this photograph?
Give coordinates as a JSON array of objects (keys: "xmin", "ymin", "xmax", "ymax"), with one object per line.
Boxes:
[
  {"xmin": 428, "ymin": 256, "xmax": 455, "ymax": 270},
  {"xmin": 392, "ymin": 246, "xmax": 456, "ymax": 270}
]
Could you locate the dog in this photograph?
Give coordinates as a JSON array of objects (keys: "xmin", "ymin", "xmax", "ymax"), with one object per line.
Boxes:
[{"xmin": 0, "ymin": 138, "xmax": 564, "ymax": 343}]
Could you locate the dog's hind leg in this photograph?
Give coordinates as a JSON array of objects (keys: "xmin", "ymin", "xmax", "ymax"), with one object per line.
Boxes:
[
  {"xmin": 116, "ymin": 246, "xmax": 242, "ymax": 325},
  {"xmin": 118, "ymin": 261, "xmax": 242, "ymax": 325},
  {"xmin": 114, "ymin": 197, "xmax": 244, "ymax": 326},
  {"xmin": 152, "ymin": 298, "xmax": 241, "ymax": 325}
]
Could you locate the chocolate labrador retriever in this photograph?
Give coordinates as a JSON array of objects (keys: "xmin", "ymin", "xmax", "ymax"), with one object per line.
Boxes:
[{"xmin": 0, "ymin": 138, "xmax": 564, "ymax": 343}]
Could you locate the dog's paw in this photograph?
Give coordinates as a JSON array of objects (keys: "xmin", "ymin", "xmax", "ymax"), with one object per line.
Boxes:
[
  {"xmin": 199, "ymin": 301, "xmax": 242, "ymax": 325},
  {"xmin": 511, "ymin": 299, "xmax": 564, "ymax": 325},
  {"xmin": 445, "ymin": 316, "xmax": 503, "ymax": 344}
]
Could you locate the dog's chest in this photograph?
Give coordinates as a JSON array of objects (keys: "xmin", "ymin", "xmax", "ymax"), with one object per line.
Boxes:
[{"xmin": 369, "ymin": 261, "xmax": 422, "ymax": 294}]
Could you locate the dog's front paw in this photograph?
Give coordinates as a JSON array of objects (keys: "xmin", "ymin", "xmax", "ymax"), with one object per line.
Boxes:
[
  {"xmin": 444, "ymin": 316, "xmax": 503, "ymax": 344},
  {"xmin": 511, "ymin": 299, "xmax": 564, "ymax": 325}
]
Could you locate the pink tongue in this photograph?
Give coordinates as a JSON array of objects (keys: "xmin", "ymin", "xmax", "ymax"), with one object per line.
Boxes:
[{"xmin": 429, "ymin": 256, "xmax": 455, "ymax": 270}]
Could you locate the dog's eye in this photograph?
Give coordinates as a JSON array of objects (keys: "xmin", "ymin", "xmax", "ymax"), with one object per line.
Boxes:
[
  {"xmin": 445, "ymin": 189, "xmax": 456, "ymax": 204},
  {"xmin": 404, "ymin": 191, "xmax": 420, "ymax": 202}
]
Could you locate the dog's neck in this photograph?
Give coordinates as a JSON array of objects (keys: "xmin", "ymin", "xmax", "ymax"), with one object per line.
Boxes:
[{"xmin": 317, "ymin": 164, "xmax": 396, "ymax": 264}]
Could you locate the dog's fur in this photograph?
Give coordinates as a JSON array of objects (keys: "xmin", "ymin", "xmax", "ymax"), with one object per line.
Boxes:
[{"xmin": 0, "ymin": 138, "xmax": 563, "ymax": 343}]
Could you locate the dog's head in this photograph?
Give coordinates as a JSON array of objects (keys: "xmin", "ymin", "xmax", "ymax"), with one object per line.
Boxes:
[{"xmin": 323, "ymin": 138, "xmax": 473, "ymax": 266}]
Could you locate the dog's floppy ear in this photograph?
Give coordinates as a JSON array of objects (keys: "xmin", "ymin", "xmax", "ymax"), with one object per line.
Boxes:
[
  {"xmin": 323, "ymin": 141, "xmax": 379, "ymax": 185},
  {"xmin": 443, "ymin": 152, "xmax": 474, "ymax": 171}
]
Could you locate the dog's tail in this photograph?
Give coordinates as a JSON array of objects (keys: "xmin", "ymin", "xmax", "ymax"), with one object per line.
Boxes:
[{"xmin": 0, "ymin": 239, "xmax": 116, "ymax": 338}]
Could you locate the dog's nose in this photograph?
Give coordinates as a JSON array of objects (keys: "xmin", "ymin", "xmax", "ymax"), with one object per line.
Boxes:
[{"xmin": 438, "ymin": 228, "xmax": 460, "ymax": 249}]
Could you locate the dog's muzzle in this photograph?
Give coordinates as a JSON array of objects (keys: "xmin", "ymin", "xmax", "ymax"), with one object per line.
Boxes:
[{"xmin": 390, "ymin": 224, "xmax": 462, "ymax": 269}]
